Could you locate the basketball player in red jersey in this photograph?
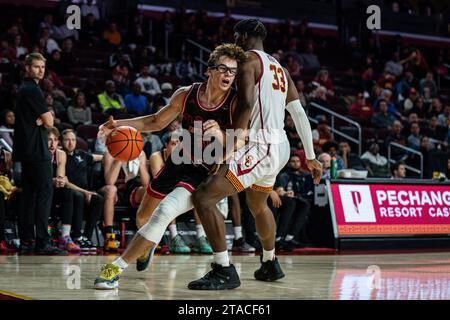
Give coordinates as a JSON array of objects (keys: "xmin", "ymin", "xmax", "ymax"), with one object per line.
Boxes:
[
  {"xmin": 94, "ymin": 44, "xmax": 246, "ymax": 289},
  {"xmin": 188, "ymin": 19, "xmax": 323, "ymax": 290}
]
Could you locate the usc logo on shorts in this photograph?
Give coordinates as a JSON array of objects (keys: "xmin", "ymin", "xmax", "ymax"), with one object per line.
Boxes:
[{"xmin": 245, "ymin": 155, "xmax": 254, "ymax": 168}]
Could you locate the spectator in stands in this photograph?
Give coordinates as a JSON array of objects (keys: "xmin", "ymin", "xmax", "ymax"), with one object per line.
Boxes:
[
  {"xmin": 429, "ymin": 98, "xmax": 443, "ymax": 118},
  {"xmin": 61, "ymin": 129, "xmax": 104, "ymax": 251},
  {"xmin": 103, "ymin": 22, "xmax": 122, "ymax": 46},
  {"xmin": 419, "ymin": 71, "xmax": 437, "ymax": 95},
  {"xmin": 384, "ymin": 51, "xmax": 404, "ymax": 77},
  {"xmin": 175, "ymin": 52, "xmax": 198, "ymax": 84},
  {"xmin": 285, "ymin": 55, "xmax": 301, "ymax": 78},
  {"xmin": 396, "ymin": 70, "xmax": 418, "ymax": 102},
  {"xmin": 44, "ymin": 92, "xmax": 65, "ymax": 118},
  {"xmin": 97, "ymin": 80, "xmax": 125, "ymax": 116},
  {"xmin": 299, "ymin": 41, "xmax": 320, "ymax": 69},
  {"xmin": 348, "ymin": 93, "xmax": 374, "ymax": 122},
  {"xmin": 295, "ymin": 79, "xmax": 308, "ymax": 107},
  {"xmin": 361, "ymin": 142, "xmax": 390, "ymax": 177},
  {"xmin": 0, "ymin": 109, "xmax": 15, "ymax": 149},
  {"xmin": 412, "ymin": 96, "xmax": 431, "ymax": 119},
  {"xmin": 81, "ymin": 0, "xmax": 100, "ymax": 20},
  {"xmin": 39, "ymin": 14, "xmax": 58, "ymax": 38},
  {"xmin": 55, "ymin": 13, "xmax": 79, "ymax": 41},
  {"xmin": 422, "ymin": 86, "xmax": 433, "ymax": 108},
  {"xmin": 385, "ymin": 120, "xmax": 408, "ymax": 161},
  {"xmin": 318, "ymin": 152, "xmax": 331, "ymax": 179},
  {"xmin": 60, "ymin": 38, "xmax": 75, "ymax": 68},
  {"xmin": 310, "ymin": 86, "xmax": 330, "ymax": 110},
  {"xmin": 312, "ymin": 115, "xmax": 333, "ymax": 149},
  {"xmin": 12, "ymin": 34, "xmax": 28, "ymax": 59},
  {"xmin": 372, "ymin": 99, "xmax": 396, "ymax": 129},
  {"xmin": 67, "ymin": 91, "xmax": 92, "ymax": 127},
  {"xmin": 273, "ymin": 154, "xmax": 313, "ymax": 250},
  {"xmin": 47, "ymin": 49, "xmax": 69, "ymax": 76},
  {"xmin": 438, "ymin": 105, "xmax": 450, "ymax": 127},
  {"xmin": 153, "ymin": 82, "xmax": 173, "ymax": 112},
  {"xmin": 322, "ymin": 141, "xmax": 345, "ymax": 170},
  {"xmin": 112, "ymin": 65, "xmax": 131, "ymax": 97},
  {"xmin": 314, "ymin": 69, "xmax": 334, "ymax": 95},
  {"xmin": 0, "ymin": 39, "xmax": 14, "ymax": 64},
  {"xmin": 423, "ymin": 116, "xmax": 445, "ymax": 143},
  {"xmin": 407, "ymin": 122, "xmax": 432, "ymax": 150},
  {"xmin": 403, "ymin": 46, "xmax": 429, "ymax": 78},
  {"xmin": 80, "ymin": 13, "xmax": 101, "ymax": 44},
  {"xmin": 376, "ymin": 89, "xmax": 398, "ymax": 115},
  {"xmin": 124, "ymin": 81, "xmax": 150, "ymax": 116},
  {"xmin": 391, "ymin": 160, "xmax": 406, "ymax": 179},
  {"xmin": 0, "ymin": 147, "xmax": 13, "ymax": 251},
  {"xmin": 338, "ymin": 141, "xmax": 366, "ymax": 170},
  {"xmin": 135, "ymin": 65, "xmax": 161, "ymax": 98},
  {"xmin": 39, "ymin": 27, "xmax": 61, "ymax": 54}
]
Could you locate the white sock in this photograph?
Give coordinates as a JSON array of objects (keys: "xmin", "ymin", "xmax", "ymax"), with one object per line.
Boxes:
[
  {"xmin": 213, "ymin": 251, "xmax": 230, "ymax": 267},
  {"xmin": 276, "ymin": 236, "xmax": 282, "ymax": 242},
  {"xmin": 262, "ymin": 249, "xmax": 275, "ymax": 262},
  {"xmin": 196, "ymin": 224, "xmax": 206, "ymax": 239},
  {"xmin": 168, "ymin": 224, "xmax": 178, "ymax": 239},
  {"xmin": 113, "ymin": 257, "xmax": 128, "ymax": 270},
  {"xmin": 234, "ymin": 226, "xmax": 243, "ymax": 240},
  {"xmin": 61, "ymin": 225, "xmax": 71, "ymax": 238},
  {"xmin": 285, "ymin": 234, "xmax": 294, "ymax": 242}
]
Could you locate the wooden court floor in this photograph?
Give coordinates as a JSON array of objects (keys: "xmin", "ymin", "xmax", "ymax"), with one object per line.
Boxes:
[{"xmin": 0, "ymin": 252, "xmax": 450, "ymax": 300}]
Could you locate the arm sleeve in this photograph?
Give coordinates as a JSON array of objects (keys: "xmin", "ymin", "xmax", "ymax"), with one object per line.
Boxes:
[{"xmin": 285, "ymin": 99, "xmax": 315, "ymax": 160}]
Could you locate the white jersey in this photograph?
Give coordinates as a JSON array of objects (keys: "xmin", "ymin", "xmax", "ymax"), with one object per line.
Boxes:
[{"xmin": 249, "ymin": 49, "xmax": 288, "ymax": 144}]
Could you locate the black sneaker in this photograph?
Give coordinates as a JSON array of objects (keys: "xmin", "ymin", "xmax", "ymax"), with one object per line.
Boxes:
[
  {"xmin": 188, "ymin": 263, "xmax": 241, "ymax": 290},
  {"xmin": 20, "ymin": 240, "xmax": 35, "ymax": 254},
  {"xmin": 75, "ymin": 238, "xmax": 97, "ymax": 253},
  {"xmin": 254, "ymin": 256, "xmax": 285, "ymax": 281},
  {"xmin": 35, "ymin": 243, "xmax": 68, "ymax": 255}
]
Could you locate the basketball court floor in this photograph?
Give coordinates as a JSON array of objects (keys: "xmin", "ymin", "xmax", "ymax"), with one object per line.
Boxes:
[{"xmin": 1, "ymin": 251, "xmax": 450, "ymax": 300}]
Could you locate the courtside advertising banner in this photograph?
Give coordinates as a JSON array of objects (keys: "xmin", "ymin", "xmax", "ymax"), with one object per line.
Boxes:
[{"xmin": 328, "ymin": 181, "xmax": 450, "ymax": 237}]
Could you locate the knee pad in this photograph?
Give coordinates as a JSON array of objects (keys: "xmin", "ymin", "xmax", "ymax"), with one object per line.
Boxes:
[{"xmin": 138, "ymin": 187, "xmax": 193, "ymax": 244}]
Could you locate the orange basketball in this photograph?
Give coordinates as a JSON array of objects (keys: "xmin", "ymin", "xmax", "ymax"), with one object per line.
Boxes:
[{"xmin": 106, "ymin": 126, "xmax": 143, "ymax": 162}]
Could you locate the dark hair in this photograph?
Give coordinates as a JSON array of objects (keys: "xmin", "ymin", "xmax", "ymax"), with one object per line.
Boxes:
[
  {"xmin": 0, "ymin": 109, "xmax": 13, "ymax": 126},
  {"xmin": 322, "ymin": 140, "xmax": 339, "ymax": 153},
  {"xmin": 233, "ymin": 19, "xmax": 267, "ymax": 40},
  {"xmin": 390, "ymin": 160, "xmax": 405, "ymax": 175}
]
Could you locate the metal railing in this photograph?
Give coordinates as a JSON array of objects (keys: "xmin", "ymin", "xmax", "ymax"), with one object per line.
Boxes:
[
  {"xmin": 182, "ymin": 39, "xmax": 212, "ymax": 78},
  {"xmin": 308, "ymin": 102, "xmax": 362, "ymax": 156},
  {"xmin": 388, "ymin": 142, "xmax": 423, "ymax": 178}
]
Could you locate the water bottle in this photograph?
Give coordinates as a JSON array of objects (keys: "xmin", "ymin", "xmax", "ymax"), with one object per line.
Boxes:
[{"xmin": 331, "ymin": 156, "xmax": 337, "ymax": 179}]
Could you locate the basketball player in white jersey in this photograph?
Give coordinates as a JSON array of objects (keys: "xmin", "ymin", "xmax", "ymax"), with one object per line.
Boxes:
[{"xmin": 188, "ymin": 19, "xmax": 322, "ymax": 290}]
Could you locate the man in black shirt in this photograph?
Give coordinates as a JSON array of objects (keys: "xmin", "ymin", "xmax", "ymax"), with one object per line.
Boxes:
[
  {"xmin": 61, "ymin": 129, "xmax": 104, "ymax": 251},
  {"xmin": 13, "ymin": 53, "xmax": 65, "ymax": 254}
]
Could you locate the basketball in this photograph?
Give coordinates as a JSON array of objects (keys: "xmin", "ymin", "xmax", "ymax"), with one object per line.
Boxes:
[{"xmin": 106, "ymin": 126, "xmax": 143, "ymax": 162}]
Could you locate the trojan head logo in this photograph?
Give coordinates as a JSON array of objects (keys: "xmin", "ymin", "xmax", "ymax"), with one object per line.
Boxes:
[
  {"xmin": 338, "ymin": 185, "xmax": 376, "ymax": 223},
  {"xmin": 245, "ymin": 155, "xmax": 254, "ymax": 168},
  {"xmin": 351, "ymin": 191, "xmax": 362, "ymax": 214}
]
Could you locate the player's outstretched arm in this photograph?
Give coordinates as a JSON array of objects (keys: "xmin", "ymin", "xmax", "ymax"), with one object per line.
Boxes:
[
  {"xmin": 284, "ymin": 68, "xmax": 322, "ymax": 184},
  {"xmin": 99, "ymin": 86, "xmax": 190, "ymax": 135}
]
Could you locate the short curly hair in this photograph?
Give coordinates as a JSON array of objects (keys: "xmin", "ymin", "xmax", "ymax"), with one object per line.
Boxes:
[{"xmin": 207, "ymin": 43, "xmax": 247, "ymax": 67}]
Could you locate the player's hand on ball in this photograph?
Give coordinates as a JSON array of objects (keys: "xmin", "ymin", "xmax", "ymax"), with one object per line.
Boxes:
[
  {"xmin": 306, "ymin": 159, "xmax": 323, "ymax": 185},
  {"xmin": 99, "ymin": 116, "xmax": 118, "ymax": 137}
]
